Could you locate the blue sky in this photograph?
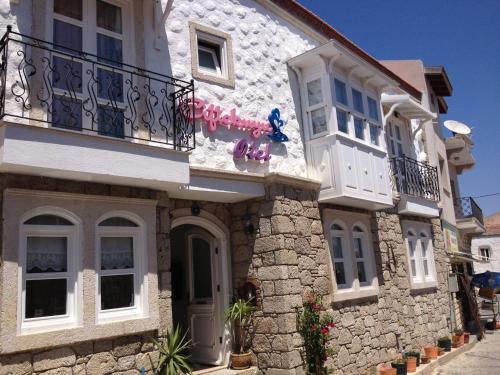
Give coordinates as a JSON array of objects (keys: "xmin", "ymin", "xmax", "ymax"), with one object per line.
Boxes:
[{"xmin": 297, "ymin": 0, "xmax": 500, "ymax": 217}]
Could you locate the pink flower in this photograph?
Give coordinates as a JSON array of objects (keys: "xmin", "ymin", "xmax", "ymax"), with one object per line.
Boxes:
[
  {"xmin": 321, "ymin": 327, "xmax": 329, "ymax": 334},
  {"xmin": 328, "ymin": 322, "xmax": 335, "ymax": 328},
  {"xmin": 313, "ymin": 303, "xmax": 321, "ymax": 311}
]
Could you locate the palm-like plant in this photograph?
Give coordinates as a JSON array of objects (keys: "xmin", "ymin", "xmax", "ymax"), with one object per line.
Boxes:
[
  {"xmin": 225, "ymin": 298, "xmax": 256, "ymax": 354},
  {"xmin": 152, "ymin": 326, "xmax": 192, "ymax": 375}
]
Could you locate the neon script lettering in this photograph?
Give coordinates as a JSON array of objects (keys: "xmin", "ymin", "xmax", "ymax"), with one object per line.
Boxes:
[
  {"xmin": 233, "ymin": 138, "xmax": 271, "ymax": 162},
  {"xmin": 188, "ymin": 98, "xmax": 272, "ymax": 139}
]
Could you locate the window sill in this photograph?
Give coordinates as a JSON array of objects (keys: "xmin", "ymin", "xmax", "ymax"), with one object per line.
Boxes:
[
  {"xmin": 333, "ymin": 286, "xmax": 379, "ymax": 302},
  {"xmin": 192, "ymin": 69, "xmax": 235, "ymax": 88},
  {"xmin": 409, "ymin": 280, "xmax": 437, "ymax": 290}
]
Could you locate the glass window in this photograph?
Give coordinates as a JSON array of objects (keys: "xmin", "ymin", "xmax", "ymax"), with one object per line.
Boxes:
[
  {"xmin": 331, "ymin": 236, "xmax": 346, "ymax": 286},
  {"xmin": 52, "ymin": 56, "xmax": 83, "ymax": 93},
  {"xmin": 97, "ymin": 68, "xmax": 124, "ymax": 102},
  {"xmin": 52, "ymin": 96, "xmax": 83, "ymax": 131},
  {"xmin": 197, "ymin": 41, "xmax": 221, "ymax": 75},
  {"xmin": 192, "ymin": 237, "xmax": 213, "ymax": 299},
  {"xmin": 54, "ymin": 0, "xmax": 83, "ymax": 21},
  {"xmin": 26, "ymin": 279, "xmax": 67, "ymax": 318},
  {"xmin": 369, "ymin": 124, "xmax": 379, "ymax": 146},
  {"xmin": 27, "ymin": 237, "xmax": 68, "ymax": 273},
  {"xmin": 24, "ymin": 215, "xmax": 74, "ymax": 226},
  {"xmin": 101, "ymin": 274, "xmax": 134, "ymax": 310},
  {"xmin": 97, "ymin": 105, "xmax": 125, "ymax": 138},
  {"xmin": 53, "ymin": 19, "xmax": 83, "ymax": 54},
  {"xmin": 480, "ymin": 248, "xmax": 490, "ymax": 260},
  {"xmin": 354, "ymin": 117, "xmax": 365, "ymax": 140},
  {"xmin": 100, "ymin": 237, "xmax": 134, "ymax": 270},
  {"xmin": 352, "ymin": 89, "xmax": 364, "ymax": 113},
  {"xmin": 97, "ymin": 33, "xmax": 123, "ymax": 66},
  {"xmin": 307, "ymin": 79, "xmax": 323, "ymax": 107},
  {"xmin": 367, "ymin": 97, "xmax": 379, "ymax": 120},
  {"xmin": 310, "ymin": 108, "xmax": 327, "ymax": 135},
  {"xmin": 334, "ymin": 79, "xmax": 348, "ymax": 105},
  {"xmin": 99, "ymin": 217, "xmax": 138, "ymax": 227},
  {"xmin": 405, "ymin": 225, "xmax": 436, "ymax": 287},
  {"xmin": 336, "ymin": 109, "xmax": 348, "ymax": 134},
  {"xmin": 97, "ymin": 0, "xmax": 122, "ymax": 33}
]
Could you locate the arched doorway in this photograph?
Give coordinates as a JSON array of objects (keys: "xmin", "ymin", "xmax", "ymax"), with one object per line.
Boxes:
[{"xmin": 171, "ymin": 212, "xmax": 231, "ymax": 367}]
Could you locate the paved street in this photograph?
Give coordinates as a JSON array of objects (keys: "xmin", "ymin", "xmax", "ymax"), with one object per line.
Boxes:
[{"xmin": 433, "ymin": 331, "xmax": 500, "ymax": 375}]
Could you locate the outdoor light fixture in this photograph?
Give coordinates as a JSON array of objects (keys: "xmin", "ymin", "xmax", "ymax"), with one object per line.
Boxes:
[
  {"xmin": 242, "ymin": 213, "xmax": 254, "ymax": 235},
  {"xmin": 191, "ymin": 201, "xmax": 200, "ymax": 216}
]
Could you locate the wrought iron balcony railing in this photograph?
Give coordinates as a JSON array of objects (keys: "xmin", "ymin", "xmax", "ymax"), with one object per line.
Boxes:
[
  {"xmin": 454, "ymin": 197, "xmax": 484, "ymax": 225},
  {"xmin": 0, "ymin": 27, "xmax": 195, "ymax": 150},
  {"xmin": 390, "ymin": 156, "xmax": 440, "ymax": 201}
]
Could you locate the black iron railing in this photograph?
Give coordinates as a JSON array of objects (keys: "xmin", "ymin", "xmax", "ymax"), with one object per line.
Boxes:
[
  {"xmin": 0, "ymin": 27, "xmax": 195, "ymax": 150},
  {"xmin": 391, "ymin": 156, "xmax": 440, "ymax": 201},
  {"xmin": 454, "ymin": 197, "xmax": 484, "ymax": 225}
]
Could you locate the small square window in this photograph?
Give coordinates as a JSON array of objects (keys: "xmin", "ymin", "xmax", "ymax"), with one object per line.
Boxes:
[{"xmin": 190, "ymin": 22, "xmax": 234, "ymax": 87}]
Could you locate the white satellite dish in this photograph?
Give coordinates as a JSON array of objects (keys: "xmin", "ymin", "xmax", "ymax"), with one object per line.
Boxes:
[{"xmin": 443, "ymin": 120, "xmax": 471, "ymax": 135}]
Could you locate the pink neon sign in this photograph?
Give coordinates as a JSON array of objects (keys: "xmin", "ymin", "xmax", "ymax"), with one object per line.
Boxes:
[{"xmin": 188, "ymin": 98, "xmax": 272, "ymax": 139}]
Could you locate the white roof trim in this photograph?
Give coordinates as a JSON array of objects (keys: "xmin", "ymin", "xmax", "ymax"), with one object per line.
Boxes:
[{"xmin": 381, "ymin": 93, "xmax": 436, "ymax": 122}]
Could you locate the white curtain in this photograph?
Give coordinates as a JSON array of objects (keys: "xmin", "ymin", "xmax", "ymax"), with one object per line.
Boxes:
[
  {"xmin": 101, "ymin": 237, "xmax": 133, "ymax": 270},
  {"xmin": 27, "ymin": 237, "xmax": 67, "ymax": 272}
]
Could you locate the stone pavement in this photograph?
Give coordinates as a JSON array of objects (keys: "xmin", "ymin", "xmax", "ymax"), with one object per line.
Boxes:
[{"xmin": 433, "ymin": 330, "xmax": 500, "ymax": 375}]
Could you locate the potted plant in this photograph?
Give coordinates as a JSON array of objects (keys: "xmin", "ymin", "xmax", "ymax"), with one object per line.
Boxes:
[
  {"xmin": 437, "ymin": 336, "xmax": 452, "ymax": 352},
  {"xmin": 378, "ymin": 363, "xmax": 397, "ymax": 375},
  {"xmin": 225, "ymin": 298, "xmax": 256, "ymax": 370},
  {"xmin": 405, "ymin": 355, "xmax": 417, "ymax": 373},
  {"xmin": 464, "ymin": 331, "xmax": 470, "ymax": 344},
  {"xmin": 420, "ymin": 356, "xmax": 430, "ymax": 364},
  {"xmin": 404, "ymin": 351, "xmax": 421, "ymax": 367},
  {"xmin": 437, "ymin": 347, "xmax": 445, "ymax": 356},
  {"xmin": 391, "ymin": 358, "xmax": 407, "ymax": 375},
  {"xmin": 423, "ymin": 345, "xmax": 438, "ymax": 359},
  {"xmin": 452, "ymin": 329, "xmax": 464, "ymax": 348},
  {"xmin": 152, "ymin": 326, "xmax": 192, "ymax": 375}
]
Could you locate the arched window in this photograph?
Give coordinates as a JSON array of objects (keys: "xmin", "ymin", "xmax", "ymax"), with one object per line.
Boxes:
[
  {"xmin": 403, "ymin": 223, "xmax": 436, "ymax": 288},
  {"xmin": 96, "ymin": 213, "xmax": 146, "ymax": 321},
  {"xmin": 352, "ymin": 225, "xmax": 368, "ymax": 284},
  {"xmin": 20, "ymin": 209, "xmax": 80, "ymax": 331},
  {"xmin": 330, "ymin": 222, "xmax": 348, "ymax": 287}
]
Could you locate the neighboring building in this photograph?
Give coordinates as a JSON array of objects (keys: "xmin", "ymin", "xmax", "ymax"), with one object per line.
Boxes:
[
  {"xmin": 0, "ymin": 1, "xmax": 478, "ymax": 374},
  {"xmin": 472, "ymin": 213, "xmax": 500, "ymax": 274}
]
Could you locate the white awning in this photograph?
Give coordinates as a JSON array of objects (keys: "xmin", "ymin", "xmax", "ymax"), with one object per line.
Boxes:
[
  {"xmin": 447, "ymin": 251, "xmax": 490, "ymax": 264},
  {"xmin": 381, "ymin": 93, "xmax": 436, "ymax": 122}
]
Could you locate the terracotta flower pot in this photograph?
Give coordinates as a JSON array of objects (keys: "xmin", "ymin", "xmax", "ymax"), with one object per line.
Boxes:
[
  {"xmin": 423, "ymin": 345, "xmax": 438, "ymax": 359},
  {"xmin": 421, "ymin": 356, "xmax": 430, "ymax": 364},
  {"xmin": 438, "ymin": 347, "xmax": 445, "ymax": 356},
  {"xmin": 406, "ymin": 356, "xmax": 417, "ymax": 373},
  {"xmin": 464, "ymin": 332, "xmax": 470, "ymax": 344},
  {"xmin": 379, "ymin": 367, "xmax": 397, "ymax": 375},
  {"xmin": 452, "ymin": 334, "xmax": 464, "ymax": 348},
  {"xmin": 391, "ymin": 361, "xmax": 407, "ymax": 375},
  {"xmin": 230, "ymin": 352, "xmax": 252, "ymax": 370}
]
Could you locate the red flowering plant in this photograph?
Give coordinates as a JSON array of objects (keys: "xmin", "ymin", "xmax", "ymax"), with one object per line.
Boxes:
[{"xmin": 296, "ymin": 292, "xmax": 335, "ymax": 374}]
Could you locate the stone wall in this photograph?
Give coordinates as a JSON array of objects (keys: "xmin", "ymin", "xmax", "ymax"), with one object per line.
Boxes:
[
  {"xmin": 325, "ymin": 210, "xmax": 451, "ymax": 374},
  {"xmin": 0, "ymin": 333, "xmax": 158, "ymax": 375}
]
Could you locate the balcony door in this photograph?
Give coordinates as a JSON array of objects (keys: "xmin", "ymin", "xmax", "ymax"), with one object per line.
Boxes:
[
  {"xmin": 386, "ymin": 119, "xmax": 407, "ymax": 158},
  {"xmin": 49, "ymin": 0, "xmax": 132, "ymax": 137}
]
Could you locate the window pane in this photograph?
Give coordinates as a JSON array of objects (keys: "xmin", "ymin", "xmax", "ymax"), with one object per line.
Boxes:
[
  {"xmin": 369, "ymin": 124, "xmax": 379, "ymax": 145},
  {"xmin": 368, "ymin": 97, "xmax": 379, "ymax": 120},
  {"xmin": 353, "ymin": 226, "xmax": 363, "ymax": 232},
  {"xmin": 395, "ymin": 125, "xmax": 402, "ymax": 140},
  {"xmin": 97, "ymin": 68, "xmax": 123, "ymax": 102},
  {"xmin": 352, "ymin": 89, "xmax": 364, "ymax": 113},
  {"xmin": 307, "ymin": 79, "xmax": 323, "ymax": 107},
  {"xmin": 410, "ymin": 259, "xmax": 417, "ymax": 277},
  {"xmin": 101, "ymin": 237, "xmax": 133, "ymax": 270},
  {"xmin": 388, "ymin": 123, "xmax": 393, "ymax": 136},
  {"xmin": 409, "ymin": 240, "xmax": 415, "ymax": 257},
  {"xmin": 98, "ymin": 105, "xmax": 125, "ymax": 138},
  {"xmin": 26, "ymin": 279, "xmax": 67, "ymax": 318},
  {"xmin": 310, "ymin": 108, "xmax": 327, "ymax": 135},
  {"xmin": 331, "ymin": 237, "xmax": 343, "ymax": 259},
  {"xmin": 99, "ymin": 217, "xmax": 138, "ymax": 227},
  {"xmin": 353, "ymin": 237, "xmax": 364, "ymax": 258},
  {"xmin": 334, "ymin": 79, "xmax": 347, "ymax": 105},
  {"xmin": 336, "ymin": 109, "xmax": 348, "ymax": 133},
  {"xmin": 354, "ymin": 117, "xmax": 364, "ymax": 140},
  {"xmin": 192, "ymin": 238, "xmax": 213, "ymax": 299},
  {"xmin": 97, "ymin": 33, "xmax": 123, "ymax": 66},
  {"xmin": 24, "ymin": 215, "xmax": 73, "ymax": 226},
  {"xmin": 332, "ymin": 224, "xmax": 343, "ymax": 231},
  {"xmin": 53, "ymin": 56, "xmax": 82, "ymax": 93},
  {"xmin": 101, "ymin": 274, "xmax": 134, "ymax": 310},
  {"xmin": 423, "ymin": 259, "xmax": 429, "ymax": 276},
  {"xmin": 334, "ymin": 262, "xmax": 346, "ymax": 285},
  {"xmin": 27, "ymin": 237, "xmax": 67, "ymax": 273},
  {"xmin": 54, "ymin": 0, "xmax": 82, "ymax": 20},
  {"xmin": 97, "ymin": 0, "xmax": 122, "ymax": 33},
  {"xmin": 357, "ymin": 262, "xmax": 367, "ymax": 283},
  {"xmin": 397, "ymin": 143, "xmax": 404, "ymax": 157},
  {"xmin": 52, "ymin": 95, "xmax": 83, "ymax": 131},
  {"xmin": 53, "ymin": 19, "xmax": 82, "ymax": 54},
  {"xmin": 390, "ymin": 140, "xmax": 395, "ymax": 156},
  {"xmin": 198, "ymin": 48, "xmax": 218, "ymax": 71}
]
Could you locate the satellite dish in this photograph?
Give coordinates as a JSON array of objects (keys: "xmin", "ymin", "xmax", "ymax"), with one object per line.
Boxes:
[{"xmin": 443, "ymin": 120, "xmax": 471, "ymax": 135}]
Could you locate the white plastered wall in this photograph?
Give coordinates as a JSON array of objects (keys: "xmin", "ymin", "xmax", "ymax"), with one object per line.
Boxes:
[{"xmin": 472, "ymin": 235, "xmax": 500, "ymax": 274}]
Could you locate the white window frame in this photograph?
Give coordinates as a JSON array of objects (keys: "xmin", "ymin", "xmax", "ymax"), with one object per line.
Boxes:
[
  {"xmin": 403, "ymin": 222, "xmax": 437, "ymax": 289},
  {"xmin": 197, "ymin": 43, "xmax": 222, "ymax": 76},
  {"xmin": 479, "ymin": 246, "xmax": 491, "ymax": 261},
  {"xmin": 18, "ymin": 208, "xmax": 81, "ymax": 334},
  {"xmin": 96, "ymin": 212, "xmax": 147, "ymax": 323},
  {"xmin": 304, "ymin": 75, "xmax": 329, "ymax": 139},
  {"xmin": 325, "ymin": 211, "xmax": 378, "ymax": 301},
  {"xmin": 47, "ymin": 0, "xmax": 134, "ymax": 134}
]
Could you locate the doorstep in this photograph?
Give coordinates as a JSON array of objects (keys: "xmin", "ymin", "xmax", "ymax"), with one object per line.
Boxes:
[
  {"xmin": 193, "ymin": 366, "xmax": 258, "ymax": 375},
  {"xmin": 411, "ymin": 338, "xmax": 478, "ymax": 375}
]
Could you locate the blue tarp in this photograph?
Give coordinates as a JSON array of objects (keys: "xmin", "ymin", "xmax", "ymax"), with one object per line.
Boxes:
[{"xmin": 471, "ymin": 271, "xmax": 500, "ymax": 289}]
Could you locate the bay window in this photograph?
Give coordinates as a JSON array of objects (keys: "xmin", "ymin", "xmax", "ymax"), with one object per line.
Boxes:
[
  {"xmin": 20, "ymin": 212, "xmax": 80, "ymax": 332},
  {"xmin": 326, "ymin": 212, "xmax": 378, "ymax": 301},
  {"xmin": 404, "ymin": 222, "xmax": 437, "ymax": 289}
]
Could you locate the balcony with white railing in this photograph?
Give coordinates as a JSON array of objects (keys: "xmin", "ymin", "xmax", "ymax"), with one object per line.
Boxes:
[{"xmin": 0, "ymin": 27, "xmax": 195, "ymax": 191}]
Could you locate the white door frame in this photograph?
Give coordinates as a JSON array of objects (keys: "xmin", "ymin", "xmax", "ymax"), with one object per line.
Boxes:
[{"xmin": 171, "ymin": 209, "xmax": 232, "ymax": 366}]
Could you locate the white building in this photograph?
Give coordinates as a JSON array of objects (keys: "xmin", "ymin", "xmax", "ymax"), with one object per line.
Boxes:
[{"xmin": 472, "ymin": 213, "xmax": 500, "ymax": 274}]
